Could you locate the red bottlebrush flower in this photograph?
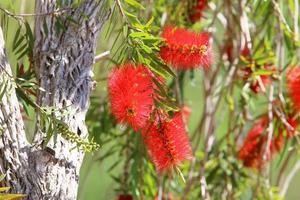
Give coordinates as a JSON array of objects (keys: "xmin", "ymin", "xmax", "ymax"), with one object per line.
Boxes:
[
  {"xmin": 160, "ymin": 26, "xmax": 211, "ymax": 69},
  {"xmin": 142, "ymin": 112, "xmax": 193, "ymax": 172},
  {"xmin": 188, "ymin": 0, "xmax": 208, "ymax": 23},
  {"xmin": 108, "ymin": 63, "xmax": 154, "ymax": 131},
  {"xmin": 238, "ymin": 117, "xmax": 277, "ymax": 169},
  {"xmin": 287, "ymin": 67, "xmax": 300, "ymax": 111},
  {"xmin": 117, "ymin": 194, "xmax": 133, "ymax": 200}
]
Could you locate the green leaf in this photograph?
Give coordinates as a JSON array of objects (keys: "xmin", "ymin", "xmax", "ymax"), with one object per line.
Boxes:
[
  {"xmin": 125, "ymin": 0, "xmax": 145, "ymax": 9},
  {"xmin": 156, "ymin": 98, "xmax": 179, "ymax": 112},
  {"xmin": 107, "ymin": 159, "xmax": 122, "ymax": 172},
  {"xmin": 24, "ymin": 21, "xmax": 34, "ymax": 49},
  {"xmin": 129, "ymin": 31, "xmax": 149, "ymax": 38},
  {"xmin": 140, "ymin": 44, "xmax": 152, "ymax": 53},
  {"xmin": 226, "ymin": 94, "xmax": 234, "ymax": 111},
  {"xmin": 17, "ymin": 49, "xmax": 29, "ymax": 60},
  {"xmin": 15, "ymin": 87, "xmax": 37, "ymax": 108},
  {"xmin": 124, "ymin": 10, "xmax": 137, "ymax": 19},
  {"xmin": 145, "ymin": 16, "xmax": 154, "ymax": 28},
  {"xmin": 12, "ymin": 26, "xmax": 21, "ymax": 50},
  {"xmin": 253, "ymin": 69, "xmax": 274, "ymax": 76},
  {"xmin": 153, "ymin": 76, "xmax": 167, "ymax": 92},
  {"xmin": 123, "ymin": 25, "xmax": 128, "ymax": 37},
  {"xmin": 14, "ymin": 43, "xmax": 27, "ymax": 56}
]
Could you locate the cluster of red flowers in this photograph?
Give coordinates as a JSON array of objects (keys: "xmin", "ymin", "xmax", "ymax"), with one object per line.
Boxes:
[
  {"xmin": 238, "ymin": 118, "xmax": 276, "ymax": 169},
  {"xmin": 108, "ymin": 63, "xmax": 192, "ymax": 173},
  {"xmin": 239, "ymin": 115, "xmax": 298, "ymax": 169},
  {"xmin": 159, "ymin": 26, "xmax": 211, "ymax": 69},
  {"xmin": 188, "ymin": 0, "xmax": 208, "ymax": 23},
  {"xmin": 287, "ymin": 67, "xmax": 300, "ymax": 111},
  {"xmin": 238, "ymin": 66, "xmax": 300, "ymax": 169}
]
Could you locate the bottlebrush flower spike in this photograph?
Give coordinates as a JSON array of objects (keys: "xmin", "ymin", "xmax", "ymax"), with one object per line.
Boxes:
[
  {"xmin": 108, "ymin": 63, "xmax": 154, "ymax": 131},
  {"xmin": 189, "ymin": 0, "xmax": 208, "ymax": 23},
  {"xmin": 287, "ymin": 67, "xmax": 300, "ymax": 111},
  {"xmin": 142, "ymin": 112, "xmax": 193, "ymax": 172},
  {"xmin": 160, "ymin": 26, "xmax": 211, "ymax": 69},
  {"xmin": 238, "ymin": 117, "xmax": 277, "ymax": 169}
]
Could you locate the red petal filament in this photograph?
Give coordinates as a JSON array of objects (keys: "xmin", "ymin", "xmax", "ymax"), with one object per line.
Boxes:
[{"xmin": 238, "ymin": 117, "xmax": 276, "ymax": 169}]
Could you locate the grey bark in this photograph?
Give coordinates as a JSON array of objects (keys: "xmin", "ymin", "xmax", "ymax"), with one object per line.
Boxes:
[
  {"xmin": 0, "ymin": 0, "xmax": 110, "ymax": 199},
  {"xmin": 0, "ymin": 27, "xmax": 31, "ymax": 194}
]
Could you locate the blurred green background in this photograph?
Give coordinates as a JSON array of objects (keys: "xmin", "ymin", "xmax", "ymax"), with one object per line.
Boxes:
[{"xmin": 1, "ymin": 0, "xmax": 300, "ymax": 199}]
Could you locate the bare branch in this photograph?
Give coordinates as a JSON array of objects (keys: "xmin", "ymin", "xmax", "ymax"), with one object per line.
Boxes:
[
  {"xmin": 94, "ymin": 51, "xmax": 110, "ymax": 63},
  {"xmin": 0, "ymin": 6, "xmax": 71, "ymax": 19}
]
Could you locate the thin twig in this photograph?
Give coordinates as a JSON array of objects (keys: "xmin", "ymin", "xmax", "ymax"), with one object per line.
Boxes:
[
  {"xmin": 280, "ymin": 159, "xmax": 300, "ymax": 196},
  {"xmin": 263, "ymin": 85, "xmax": 274, "ymax": 162},
  {"xmin": 0, "ymin": 6, "xmax": 71, "ymax": 19},
  {"xmin": 276, "ymin": 149, "xmax": 295, "ymax": 186},
  {"xmin": 94, "ymin": 51, "xmax": 110, "ymax": 63},
  {"xmin": 271, "ymin": 0, "xmax": 292, "ymax": 33},
  {"xmin": 208, "ymin": 2, "xmax": 227, "ymax": 27},
  {"xmin": 294, "ymin": 0, "xmax": 299, "ymax": 41}
]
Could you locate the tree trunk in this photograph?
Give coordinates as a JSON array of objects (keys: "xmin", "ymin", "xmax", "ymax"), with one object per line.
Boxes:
[
  {"xmin": 0, "ymin": 0, "xmax": 109, "ymax": 199},
  {"xmin": 0, "ymin": 26, "xmax": 31, "ymax": 194}
]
